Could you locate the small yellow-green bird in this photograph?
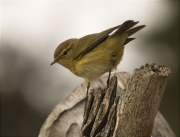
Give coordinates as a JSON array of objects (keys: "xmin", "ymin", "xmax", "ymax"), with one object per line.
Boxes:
[{"xmin": 51, "ymin": 20, "xmax": 145, "ymax": 96}]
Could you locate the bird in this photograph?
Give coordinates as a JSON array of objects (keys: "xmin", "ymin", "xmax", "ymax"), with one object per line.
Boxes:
[{"xmin": 50, "ymin": 20, "xmax": 146, "ymax": 97}]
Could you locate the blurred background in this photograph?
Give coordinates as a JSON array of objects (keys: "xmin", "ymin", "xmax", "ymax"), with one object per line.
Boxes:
[{"xmin": 0, "ymin": 1, "xmax": 179, "ymax": 136}]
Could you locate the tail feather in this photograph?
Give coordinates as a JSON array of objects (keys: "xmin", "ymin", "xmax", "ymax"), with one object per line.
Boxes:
[
  {"xmin": 124, "ymin": 38, "xmax": 135, "ymax": 45},
  {"xmin": 112, "ymin": 20, "xmax": 139, "ymax": 36},
  {"xmin": 127, "ymin": 25, "xmax": 146, "ymax": 36}
]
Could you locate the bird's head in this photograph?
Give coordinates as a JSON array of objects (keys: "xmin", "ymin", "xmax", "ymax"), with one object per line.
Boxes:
[{"xmin": 50, "ymin": 38, "xmax": 76, "ymax": 70}]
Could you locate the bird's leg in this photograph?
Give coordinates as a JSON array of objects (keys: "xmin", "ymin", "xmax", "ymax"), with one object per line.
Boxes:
[
  {"xmin": 107, "ymin": 70, "xmax": 111, "ymax": 88},
  {"xmin": 86, "ymin": 81, "xmax": 90, "ymax": 97},
  {"xmin": 84, "ymin": 81, "xmax": 90, "ymax": 115}
]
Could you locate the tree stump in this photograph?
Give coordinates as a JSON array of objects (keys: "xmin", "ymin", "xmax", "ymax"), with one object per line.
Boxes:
[{"xmin": 38, "ymin": 63, "xmax": 175, "ymax": 137}]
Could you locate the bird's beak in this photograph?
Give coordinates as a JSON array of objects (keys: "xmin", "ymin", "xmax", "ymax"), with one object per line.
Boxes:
[
  {"xmin": 50, "ymin": 60, "xmax": 56, "ymax": 66},
  {"xmin": 50, "ymin": 57, "xmax": 60, "ymax": 66}
]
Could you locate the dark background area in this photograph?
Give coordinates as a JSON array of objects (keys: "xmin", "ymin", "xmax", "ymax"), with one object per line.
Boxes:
[{"xmin": 1, "ymin": 1, "xmax": 179, "ymax": 136}]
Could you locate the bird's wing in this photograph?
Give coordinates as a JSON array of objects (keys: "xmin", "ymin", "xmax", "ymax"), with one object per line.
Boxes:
[
  {"xmin": 73, "ymin": 25, "xmax": 120, "ymax": 60},
  {"xmin": 73, "ymin": 20, "xmax": 145, "ymax": 61}
]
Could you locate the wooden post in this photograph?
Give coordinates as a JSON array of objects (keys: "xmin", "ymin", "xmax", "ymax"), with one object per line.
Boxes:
[
  {"xmin": 81, "ymin": 63, "xmax": 172, "ymax": 137},
  {"xmin": 114, "ymin": 63, "xmax": 171, "ymax": 137}
]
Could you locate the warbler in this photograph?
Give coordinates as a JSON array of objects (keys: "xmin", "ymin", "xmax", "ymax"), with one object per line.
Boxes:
[{"xmin": 50, "ymin": 20, "xmax": 145, "ymax": 96}]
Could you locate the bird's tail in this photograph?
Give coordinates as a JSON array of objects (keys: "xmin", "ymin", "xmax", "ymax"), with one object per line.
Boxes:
[{"xmin": 111, "ymin": 20, "xmax": 146, "ymax": 45}]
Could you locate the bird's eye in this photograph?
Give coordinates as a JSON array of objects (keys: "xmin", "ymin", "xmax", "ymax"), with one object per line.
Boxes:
[{"xmin": 63, "ymin": 50, "xmax": 67, "ymax": 55}]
